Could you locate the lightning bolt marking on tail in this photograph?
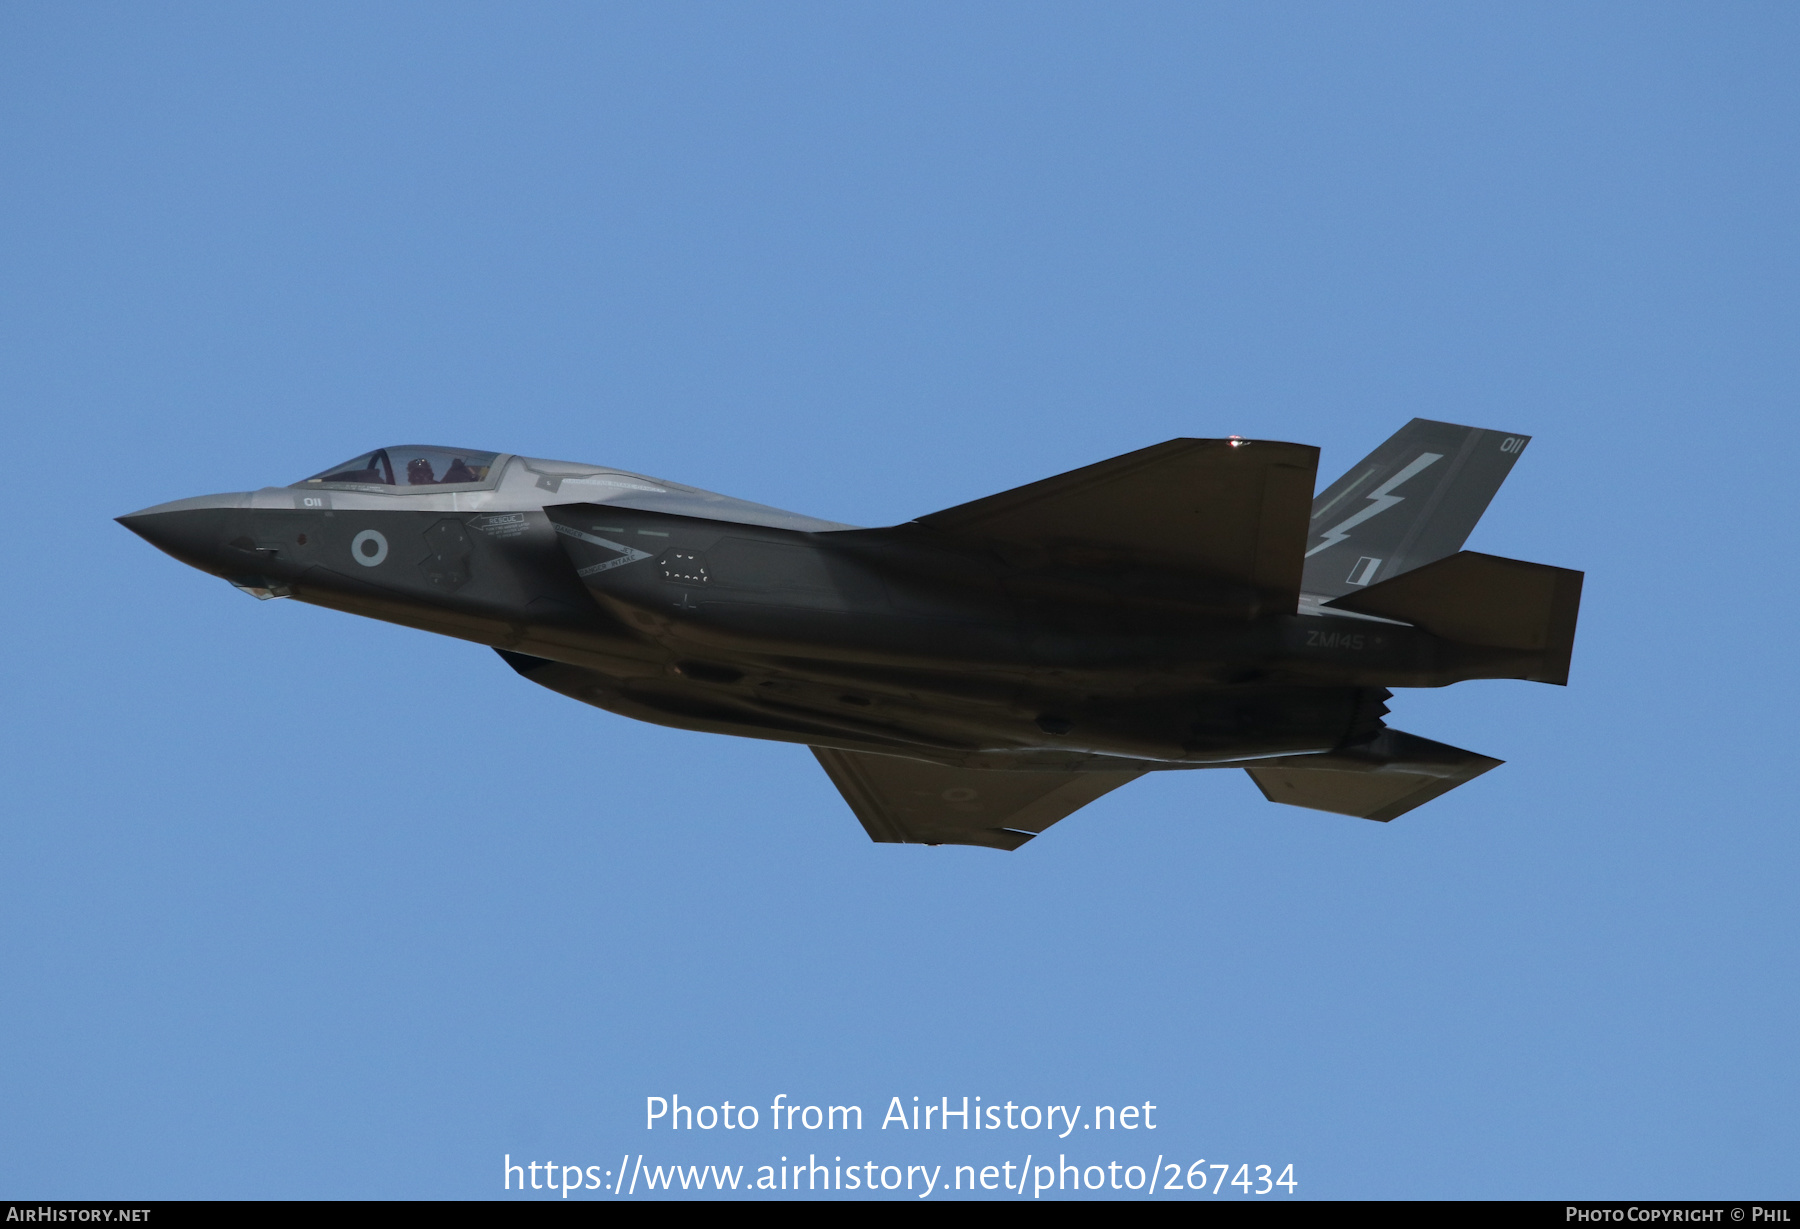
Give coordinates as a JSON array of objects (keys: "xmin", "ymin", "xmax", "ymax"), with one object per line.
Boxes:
[{"xmin": 1304, "ymin": 452, "xmax": 1443, "ymax": 557}]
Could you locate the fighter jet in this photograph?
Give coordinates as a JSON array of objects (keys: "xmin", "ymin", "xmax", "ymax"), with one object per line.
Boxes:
[{"xmin": 119, "ymin": 420, "xmax": 1580, "ymax": 850}]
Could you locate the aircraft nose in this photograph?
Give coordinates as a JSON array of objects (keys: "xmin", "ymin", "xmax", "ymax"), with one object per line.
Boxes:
[{"xmin": 116, "ymin": 493, "xmax": 250, "ymax": 573}]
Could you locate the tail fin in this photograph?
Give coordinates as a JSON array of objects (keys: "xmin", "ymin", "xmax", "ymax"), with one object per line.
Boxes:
[{"xmin": 1303, "ymin": 418, "xmax": 1531, "ymax": 599}]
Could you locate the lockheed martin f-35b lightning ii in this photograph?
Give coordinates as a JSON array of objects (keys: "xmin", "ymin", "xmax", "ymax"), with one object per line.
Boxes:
[{"xmin": 120, "ymin": 420, "xmax": 1581, "ymax": 850}]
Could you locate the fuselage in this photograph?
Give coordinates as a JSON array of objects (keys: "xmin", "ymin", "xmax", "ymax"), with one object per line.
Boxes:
[{"xmin": 120, "ymin": 448, "xmax": 1536, "ymax": 772}]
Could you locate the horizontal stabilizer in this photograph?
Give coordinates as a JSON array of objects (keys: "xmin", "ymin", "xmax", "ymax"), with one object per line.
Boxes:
[
  {"xmin": 1325, "ymin": 550, "xmax": 1583, "ymax": 684},
  {"xmin": 914, "ymin": 438, "xmax": 1319, "ymax": 611},
  {"xmin": 1246, "ymin": 729, "xmax": 1502, "ymax": 822},
  {"xmin": 812, "ymin": 747, "xmax": 1143, "ymax": 850}
]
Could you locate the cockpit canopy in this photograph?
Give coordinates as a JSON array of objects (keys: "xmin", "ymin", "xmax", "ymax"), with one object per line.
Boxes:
[{"xmin": 299, "ymin": 446, "xmax": 500, "ymax": 490}]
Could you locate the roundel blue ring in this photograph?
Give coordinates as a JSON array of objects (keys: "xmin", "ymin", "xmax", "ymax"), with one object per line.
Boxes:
[{"xmin": 351, "ymin": 529, "xmax": 389, "ymax": 567}]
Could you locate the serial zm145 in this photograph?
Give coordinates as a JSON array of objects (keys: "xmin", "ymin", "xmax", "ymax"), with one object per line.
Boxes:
[{"xmin": 121, "ymin": 420, "xmax": 1581, "ymax": 850}]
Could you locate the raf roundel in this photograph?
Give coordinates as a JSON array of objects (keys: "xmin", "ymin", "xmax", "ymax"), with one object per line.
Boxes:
[{"xmin": 351, "ymin": 529, "xmax": 389, "ymax": 567}]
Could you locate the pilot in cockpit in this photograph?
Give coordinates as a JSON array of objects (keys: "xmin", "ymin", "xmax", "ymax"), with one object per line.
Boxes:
[{"xmin": 301, "ymin": 447, "xmax": 498, "ymax": 490}]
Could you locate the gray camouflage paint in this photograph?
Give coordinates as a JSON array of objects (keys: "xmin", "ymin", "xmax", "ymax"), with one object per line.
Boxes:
[{"xmin": 120, "ymin": 424, "xmax": 1580, "ymax": 849}]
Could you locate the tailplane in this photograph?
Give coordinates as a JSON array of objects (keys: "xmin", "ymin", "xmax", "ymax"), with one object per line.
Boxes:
[
  {"xmin": 1304, "ymin": 418, "xmax": 1531, "ymax": 599},
  {"xmin": 1325, "ymin": 550, "xmax": 1583, "ymax": 685},
  {"xmin": 1247, "ymin": 729, "xmax": 1502, "ymax": 821}
]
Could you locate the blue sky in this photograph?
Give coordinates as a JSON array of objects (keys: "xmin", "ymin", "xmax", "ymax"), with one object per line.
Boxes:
[{"xmin": 1, "ymin": 2, "xmax": 1794, "ymax": 1200}]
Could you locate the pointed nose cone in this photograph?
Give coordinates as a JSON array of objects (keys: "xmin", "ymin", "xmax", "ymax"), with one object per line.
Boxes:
[{"xmin": 117, "ymin": 492, "xmax": 250, "ymax": 573}]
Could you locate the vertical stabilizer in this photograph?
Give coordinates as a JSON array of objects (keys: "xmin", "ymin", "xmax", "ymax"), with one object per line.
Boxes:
[{"xmin": 1303, "ymin": 419, "xmax": 1530, "ymax": 599}]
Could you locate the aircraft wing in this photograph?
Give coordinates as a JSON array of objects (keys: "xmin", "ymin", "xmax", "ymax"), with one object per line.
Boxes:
[
  {"xmin": 812, "ymin": 748, "xmax": 1144, "ymax": 850},
  {"xmin": 912, "ymin": 438, "xmax": 1319, "ymax": 610}
]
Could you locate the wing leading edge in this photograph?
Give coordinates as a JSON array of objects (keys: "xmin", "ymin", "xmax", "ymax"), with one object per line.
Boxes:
[{"xmin": 913, "ymin": 437, "xmax": 1319, "ymax": 613}]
